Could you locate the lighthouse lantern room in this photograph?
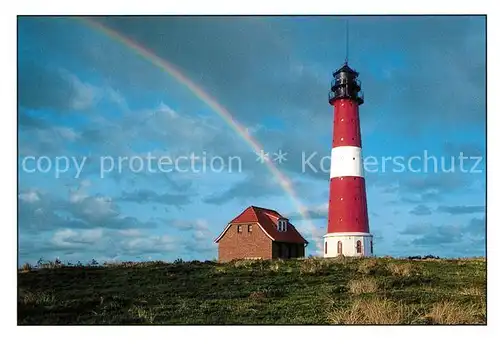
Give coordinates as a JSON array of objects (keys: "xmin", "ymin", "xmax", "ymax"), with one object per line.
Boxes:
[{"xmin": 324, "ymin": 62, "xmax": 373, "ymax": 258}]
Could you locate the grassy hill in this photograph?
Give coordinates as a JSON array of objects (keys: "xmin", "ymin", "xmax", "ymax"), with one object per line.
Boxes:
[{"xmin": 17, "ymin": 257, "xmax": 486, "ymax": 325}]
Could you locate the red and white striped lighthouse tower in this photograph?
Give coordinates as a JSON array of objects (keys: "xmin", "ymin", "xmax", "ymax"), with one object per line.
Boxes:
[{"xmin": 324, "ymin": 62, "xmax": 373, "ymax": 257}]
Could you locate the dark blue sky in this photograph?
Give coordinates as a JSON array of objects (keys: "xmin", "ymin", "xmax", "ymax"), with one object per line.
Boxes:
[{"xmin": 18, "ymin": 16, "xmax": 486, "ymax": 263}]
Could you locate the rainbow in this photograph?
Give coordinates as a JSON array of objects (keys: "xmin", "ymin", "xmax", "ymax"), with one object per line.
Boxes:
[{"xmin": 78, "ymin": 17, "xmax": 317, "ymax": 236}]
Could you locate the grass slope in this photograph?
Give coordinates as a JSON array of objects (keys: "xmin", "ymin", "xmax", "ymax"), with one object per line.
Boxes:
[{"xmin": 18, "ymin": 257, "xmax": 486, "ymax": 325}]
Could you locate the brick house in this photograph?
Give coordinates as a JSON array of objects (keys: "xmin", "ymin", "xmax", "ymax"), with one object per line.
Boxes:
[{"xmin": 214, "ymin": 206, "xmax": 308, "ymax": 262}]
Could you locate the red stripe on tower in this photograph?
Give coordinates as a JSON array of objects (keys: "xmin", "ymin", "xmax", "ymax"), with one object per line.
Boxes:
[{"xmin": 324, "ymin": 63, "xmax": 373, "ymax": 258}]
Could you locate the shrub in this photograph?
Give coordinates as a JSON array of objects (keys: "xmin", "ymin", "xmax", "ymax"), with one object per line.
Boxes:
[
  {"xmin": 357, "ymin": 258, "xmax": 377, "ymax": 274},
  {"xmin": 249, "ymin": 291, "xmax": 266, "ymax": 300},
  {"xmin": 21, "ymin": 291, "xmax": 56, "ymax": 305},
  {"xmin": 212, "ymin": 265, "xmax": 230, "ymax": 276},
  {"xmin": 387, "ymin": 262, "xmax": 418, "ymax": 277},
  {"xmin": 128, "ymin": 305, "xmax": 157, "ymax": 324},
  {"xmin": 299, "ymin": 258, "xmax": 323, "ymax": 275},
  {"xmin": 459, "ymin": 286, "xmax": 485, "ymax": 296},
  {"xmin": 20, "ymin": 262, "xmax": 33, "ymax": 273},
  {"xmin": 233, "ymin": 259, "xmax": 259, "ymax": 268},
  {"xmin": 423, "ymin": 254, "xmax": 440, "ymax": 260},
  {"xmin": 347, "ymin": 277, "xmax": 378, "ymax": 294},
  {"xmin": 249, "ymin": 286, "xmax": 287, "ymax": 299},
  {"xmin": 328, "ymin": 297, "xmax": 407, "ymax": 324},
  {"xmin": 425, "ymin": 301, "xmax": 484, "ymax": 324},
  {"xmin": 269, "ymin": 260, "xmax": 282, "ymax": 272}
]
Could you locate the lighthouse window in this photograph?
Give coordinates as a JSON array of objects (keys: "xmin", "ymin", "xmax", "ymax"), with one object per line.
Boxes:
[
  {"xmin": 248, "ymin": 224, "xmax": 253, "ymax": 233},
  {"xmin": 370, "ymin": 240, "xmax": 373, "ymax": 253},
  {"xmin": 340, "ymin": 138, "xmax": 344, "ymax": 141},
  {"xmin": 356, "ymin": 240, "xmax": 362, "ymax": 253},
  {"xmin": 337, "ymin": 241, "xmax": 343, "ymax": 254},
  {"xmin": 325, "ymin": 242, "xmax": 328, "ymax": 254},
  {"xmin": 237, "ymin": 225, "xmax": 242, "ymax": 233},
  {"xmin": 353, "ymin": 157, "xmax": 355, "ymax": 160},
  {"xmin": 341, "ymin": 118, "xmax": 344, "ymax": 122}
]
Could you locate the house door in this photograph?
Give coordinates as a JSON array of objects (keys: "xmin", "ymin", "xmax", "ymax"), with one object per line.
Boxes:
[
  {"xmin": 337, "ymin": 241, "xmax": 342, "ymax": 255},
  {"xmin": 281, "ymin": 244, "xmax": 289, "ymax": 259}
]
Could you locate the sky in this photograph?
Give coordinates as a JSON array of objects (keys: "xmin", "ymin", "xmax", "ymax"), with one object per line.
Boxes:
[{"xmin": 17, "ymin": 16, "xmax": 486, "ymax": 264}]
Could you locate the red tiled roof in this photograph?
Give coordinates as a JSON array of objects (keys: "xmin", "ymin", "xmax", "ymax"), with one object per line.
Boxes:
[{"xmin": 216, "ymin": 206, "xmax": 308, "ymax": 244}]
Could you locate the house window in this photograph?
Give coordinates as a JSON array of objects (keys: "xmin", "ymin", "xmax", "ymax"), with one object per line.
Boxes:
[
  {"xmin": 237, "ymin": 225, "xmax": 242, "ymax": 233},
  {"xmin": 325, "ymin": 242, "xmax": 328, "ymax": 254},
  {"xmin": 248, "ymin": 224, "xmax": 253, "ymax": 233},
  {"xmin": 337, "ymin": 241, "xmax": 342, "ymax": 254},
  {"xmin": 356, "ymin": 240, "xmax": 362, "ymax": 253},
  {"xmin": 278, "ymin": 219, "xmax": 288, "ymax": 232}
]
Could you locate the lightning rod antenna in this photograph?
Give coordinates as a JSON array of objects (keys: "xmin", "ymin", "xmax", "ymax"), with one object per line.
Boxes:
[{"xmin": 345, "ymin": 19, "xmax": 349, "ymax": 64}]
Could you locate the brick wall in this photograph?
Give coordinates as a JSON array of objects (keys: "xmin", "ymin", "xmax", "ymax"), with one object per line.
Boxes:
[{"xmin": 218, "ymin": 222, "xmax": 273, "ymax": 262}]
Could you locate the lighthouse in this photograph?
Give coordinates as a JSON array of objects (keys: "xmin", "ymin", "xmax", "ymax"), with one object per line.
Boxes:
[{"xmin": 324, "ymin": 62, "xmax": 373, "ymax": 257}]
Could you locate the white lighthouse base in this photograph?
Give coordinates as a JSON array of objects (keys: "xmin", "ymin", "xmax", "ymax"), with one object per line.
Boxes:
[{"xmin": 323, "ymin": 232, "xmax": 373, "ymax": 258}]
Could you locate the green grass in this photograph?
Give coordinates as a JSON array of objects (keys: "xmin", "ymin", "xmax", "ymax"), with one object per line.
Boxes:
[{"xmin": 17, "ymin": 257, "xmax": 486, "ymax": 325}]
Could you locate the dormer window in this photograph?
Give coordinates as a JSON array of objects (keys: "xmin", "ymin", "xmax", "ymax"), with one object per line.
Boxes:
[{"xmin": 277, "ymin": 218, "xmax": 288, "ymax": 232}]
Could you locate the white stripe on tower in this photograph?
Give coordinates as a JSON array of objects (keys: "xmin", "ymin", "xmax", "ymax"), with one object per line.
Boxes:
[{"xmin": 330, "ymin": 146, "xmax": 363, "ymax": 179}]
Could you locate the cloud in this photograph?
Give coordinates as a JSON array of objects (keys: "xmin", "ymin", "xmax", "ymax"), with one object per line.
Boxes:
[
  {"xmin": 18, "ymin": 124, "xmax": 84, "ymax": 157},
  {"xmin": 20, "ymin": 227, "xmax": 179, "ymax": 263},
  {"xmin": 18, "ymin": 111, "xmax": 49, "ymax": 130},
  {"xmin": 51, "ymin": 228, "xmax": 103, "ymax": 249},
  {"xmin": 380, "ymin": 171, "xmax": 482, "ymax": 206},
  {"xmin": 18, "ymin": 190, "xmax": 40, "ymax": 203},
  {"xmin": 18, "ymin": 63, "xmax": 100, "ymax": 112},
  {"xmin": 120, "ymin": 235, "xmax": 177, "ymax": 256},
  {"xmin": 181, "ymin": 228, "xmax": 217, "ymax": 256},
  {"xmin": 117, "ymin": 229, "xmax": 143, "ymax": 237},
  {"xmin": 60, "ymin": 70, "xmax": 102, "ymax": 111},
  {"xmin": 119, "ymin": 189, "xmax": 192, "ymax": 207},
  {"xmin": 409, "ymin": 204, "xmax": 432, "ymax": 216},
  {"xmin": 437, "ymin": 205, "xmax": 485, "ymax": 215},
  {"xmin": 18, "ymin": 188, "xmax": 158, "ymax": 233},
  {"xmin": 53, "ymin": 127, "xmax": 80, "ymax": 141},
  {"xmin": 286, "ymin": 203, "xmax": 328, "ymax": 221},
  {"xmin": 443, "ymin": 142, "xmax": 485, "ymax": 157},
  {"xmin": 401, "ymin": 217, "xmax": 485, "ymax": 249},
  {"xmin": 170, "ymin": 219, "xmax": 209, "ymax": 232},
  {"xmin": 203, "ymin": 173, "xmax": 284, "ymax": 205}
]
